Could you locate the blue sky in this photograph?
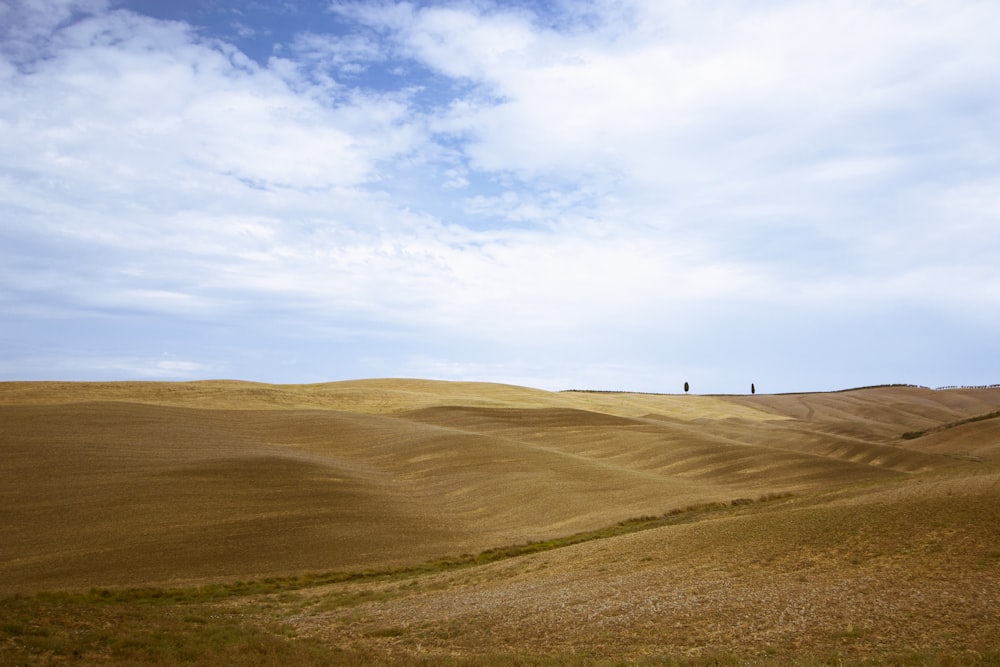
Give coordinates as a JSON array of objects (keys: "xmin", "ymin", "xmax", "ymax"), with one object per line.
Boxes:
[{"xmin": 1, "ymin": 0, "xmax": 998, "ymax": 393}]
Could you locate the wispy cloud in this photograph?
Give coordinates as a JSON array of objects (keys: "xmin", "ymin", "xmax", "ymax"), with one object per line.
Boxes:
[{"xmin": 1, "ymin": 0, "xmax": 998, "ymax": 390}]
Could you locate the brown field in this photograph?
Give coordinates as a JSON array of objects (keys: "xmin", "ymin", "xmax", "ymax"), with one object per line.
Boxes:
[{"xmin": 1, "ymin": 379, "xmax": 999, "ymax": 665}]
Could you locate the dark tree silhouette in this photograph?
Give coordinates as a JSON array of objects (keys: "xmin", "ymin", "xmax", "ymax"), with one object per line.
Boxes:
[
  {"xmin": 684, "ymin": 381, "xmax": 689, "ymax": 394},
  {"xmin": 751, "ymin": 383, "xmax": 756, "ymax": 395}
]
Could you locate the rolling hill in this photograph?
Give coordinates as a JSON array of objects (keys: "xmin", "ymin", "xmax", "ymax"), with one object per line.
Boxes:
[{"xmin": 1, "ymin": 380, "xmax": 998, "ymax": 664}]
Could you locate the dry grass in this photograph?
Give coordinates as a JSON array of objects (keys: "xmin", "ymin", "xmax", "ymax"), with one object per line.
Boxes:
[
  {"xmin": 281, "ymin": 470, "xmax": 999, "ymax": 665},
  {"xmin": 2, "ymin": 380, "xmax": 1000, "ymax": 664}
]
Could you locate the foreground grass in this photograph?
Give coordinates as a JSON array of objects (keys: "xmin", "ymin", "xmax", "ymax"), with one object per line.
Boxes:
[
  {"xmin": 14, "ymin": 492, "xmax": 794, "ymax": 606},
  {"xmin": 4, "ymin": 589, "xmax": 997, "ymax": 667},
  {"xmin": 0, "ymin": 592, "xmax": 334, "ymax": 666},
  {"xmin": 1, "ymin": 495, "xmax": 792, "ymax": 665},
  {"xmin": 3, "ymin": 488, "xmax": 997, "ymax": 666}
]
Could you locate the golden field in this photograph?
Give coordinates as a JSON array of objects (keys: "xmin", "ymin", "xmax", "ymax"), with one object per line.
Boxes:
[{"xmin": 1, "ymin": 379, "xmax": 998, "ymax": 665}]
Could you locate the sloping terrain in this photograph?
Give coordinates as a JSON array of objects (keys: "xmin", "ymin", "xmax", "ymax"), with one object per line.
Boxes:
[
  {"xmin": 1, "ymin": 380, "xmax": 999, "ymax": 664},
  {"xmin": 289, "ymin": 469, "xmax": 1000, "ymax": 664},
  {"xmin": 1, "ymin": 381, "xmax": 998, "ymax": 595}
]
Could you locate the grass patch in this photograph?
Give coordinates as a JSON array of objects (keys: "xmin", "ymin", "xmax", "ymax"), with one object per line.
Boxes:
[
  {"xmin": 872, "ymin": 649, "xmax": 1000, "ymax": 666},
  {"xmin": 0, "ymin": 492, "xmax": 799, "ymax": 665},
  {"xmin": 830, "ymin": 623, "xmax": 868, "ymax": 639},
  {"xmin": 423, "ymin": 492, "xmax": 795, "ymax": 573},
  {"xmin": 308, "ymin": 588, "xmax": 400, "ymax": 612},
  {"xmin": 13, "ymin": 491, "xmax": 797, "ymax": 608},
  {"xmin": 901, "ymin": 410, "xmax": 1000, "ymax": 441},
  {"xmin": 0, "ymin": 592, "xmax": 331, "ymax": 666}
]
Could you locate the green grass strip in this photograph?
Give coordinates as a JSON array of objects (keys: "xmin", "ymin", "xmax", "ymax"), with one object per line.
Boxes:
[
  {"xmin": 16, "ymin": 492, "xmax": 794, "ymax": 605},
  {"xmin": 901, "ymin": 410, "xmax": 1000, "ymax": 440}
]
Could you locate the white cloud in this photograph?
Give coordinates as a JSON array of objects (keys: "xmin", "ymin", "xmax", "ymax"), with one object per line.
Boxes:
[
  {"xmin": 284, "ymin": 31, "xmax": 383, "ymax": 73},
  {"xmin": 1, "ymin": 9, "xmax": 421, "ymax": 212},
  {"xmin": 70, "ymin": 355, "xmax": 215, "ymax": 379},
  {"xmin": 380, "ymin": 0, "xmax": 1000, "ymax": 217},
  {"xmin": 0, "ymin": 350, "xmax": 214, "ymax": 380},
  {"xmin": 0, "ymin": 0, "xmax": 110, "ymax": 62},
  {"xmin": 2, "ymin": 0, "xmax": 999, "ymax": 390}
]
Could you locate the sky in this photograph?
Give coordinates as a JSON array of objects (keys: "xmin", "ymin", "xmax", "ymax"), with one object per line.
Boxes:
[{"xmin": 1, "ymin": 0, "xmax": 998, "ymax": 394}]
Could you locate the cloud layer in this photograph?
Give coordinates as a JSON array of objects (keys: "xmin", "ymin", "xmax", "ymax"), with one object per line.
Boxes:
[{"xmin": 2, "ymin": 0, "xmax": 998, "ymax": 392}]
